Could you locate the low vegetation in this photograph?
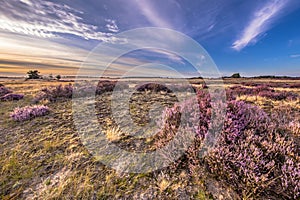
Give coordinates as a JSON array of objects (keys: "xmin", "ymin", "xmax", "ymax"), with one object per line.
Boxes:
[
  {"xmin": 10, "ymin": 105, "xmax": 50, "ymax": 122},
  {"xmin": 0, "ymin": 78, "xmax": 299, "ymax": 199}
]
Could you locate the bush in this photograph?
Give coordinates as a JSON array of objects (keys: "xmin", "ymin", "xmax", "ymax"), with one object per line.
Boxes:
[
  {"xmin": 227, "ymin": 85, "xmax": 298, "ymax": 101},
  {"xmin": 96, "ymin": 80, "xmax": 129, "ymax": 95},
  {"xmin": 0, "ymin": 93, "xmax": 24, "ymax": 101},
  {"xmin": 258, "ymin": 91, "xmax": 298, "ymax": 101},
  {"xmin": 204, "ymin": 101, "xmax": 300, "ymax": 199},
  {"xmin": 155, "ymin": 91, "xmax": 299, "ymax": 199},
  {"xmin": 10, "ymin": 105, "xmax": 49, "ymax": 121},
  {"xmin": 0, "ymin": 85, "xmax": 12, "ymax": 97},
  {"xmin": 33, "ymin": 84, "xmax": 73, "ymax": 103},
  {"xmin": 136, "ymin": 83, "xmax": 172, "ymax": 93},
  {"xmin": 241, "ymin": 82, "xmax": 300, "ymax": 89}
]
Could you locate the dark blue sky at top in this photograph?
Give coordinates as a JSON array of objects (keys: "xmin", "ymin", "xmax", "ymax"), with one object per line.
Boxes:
[{"xmin": 1, "ymin": 0, "xmax": 300, "ymax": 76}]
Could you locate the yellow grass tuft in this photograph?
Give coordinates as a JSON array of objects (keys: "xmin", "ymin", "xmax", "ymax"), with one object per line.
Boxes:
[{"xmin": 105, "ymin": 127, "xmax": 123, "ymax": 141}]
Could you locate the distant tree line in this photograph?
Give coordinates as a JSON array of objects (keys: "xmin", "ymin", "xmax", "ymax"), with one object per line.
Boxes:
[{"xmin": 26, "ymin": 70, "xmax": 61, "ymax": 80}]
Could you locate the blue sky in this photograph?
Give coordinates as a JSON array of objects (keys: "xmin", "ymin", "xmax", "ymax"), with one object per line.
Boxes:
[{"xmin": 0, "ymin": 0, "xmax": 300, "ymax": 77}]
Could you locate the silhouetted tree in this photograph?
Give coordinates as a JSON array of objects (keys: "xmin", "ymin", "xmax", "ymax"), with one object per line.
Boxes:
[
  {"xmin": 56, "ymin": 75, "xmax": 61, "ymax": 80},
  {"xmin": 27, "ymin": 70, "xmax": 41, "ymax": 79},
  {"xmin": 231, "ymin": 73, "xmax": 241, "ymax": 78}
]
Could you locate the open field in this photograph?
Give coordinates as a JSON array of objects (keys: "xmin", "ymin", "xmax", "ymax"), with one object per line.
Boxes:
[{"xmin": 0, "ymin": 78, "xmax": 299, "ymax": 199}]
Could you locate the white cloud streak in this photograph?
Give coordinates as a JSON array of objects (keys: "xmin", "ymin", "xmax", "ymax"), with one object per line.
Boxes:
[
  {"xmin": 232, "ymin": 0, "xmax": 289, "ymax": 51},
  {"xmin": 134, "ymin": 0, "xmax": 173, "ymax": 29},
  {"xmin": 0, "ymin": 0, "xmax": 118, "ymax": 42},
  {"xmin": 290, "ymin": 54, "xmax": 300, "ymax": 58}
]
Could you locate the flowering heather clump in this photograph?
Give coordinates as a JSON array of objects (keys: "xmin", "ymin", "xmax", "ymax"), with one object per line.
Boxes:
[
  {"xmin": 258, "ymin": 90, "xmax": 298, "ymax": 101},
  {"xmin": 241, "ymin": 82, "xmax": 300, "ymax": 88},
  {"xmin": 204, "ymin": 100, "xmax": 300, "ymax": 199},
  {"xmin": 226, "ymin": 85, "xmax": 253, "ymax": 100},
  {"xmin": 95, "ymin": 80, "xmax": 129, "ymax": 95},
  {"xmin": 154, "ymin": 89, "xmax": 212, "ymax": 149},
  {"xmin": 0, "ymin": 93, "xmax": 24, "ymax": 101},
  {"xmin": 10, "ymin": 105, "xmax": 50, "ymax": 122},
  {"xmin": 0, "ymin": 85, "xmax": 12, "ymax": 97},
  {"xmin": 34, "ymin": 84, "xmax": 73, "ymax": 102},
  {"xmin": 241, "ymin": 82, "xmax": 260, "ymax": 87},
  {"xmin": 136, "ymin": 83, "xmax": 172, "ymax": 93},
  {"xmin": 156, "ymin": 92, "xmax": 299, "ymax": 199},
  {"xmin": 96, "ymin": 80, "xmax": 116, "ymax": 95},
  {"xmin": 227, "ymin": 85, "xmax": 298, "ymax": 101},
  {"xmin": 285, "ymin": 82, "xmax": 300, "ymax": 88}
]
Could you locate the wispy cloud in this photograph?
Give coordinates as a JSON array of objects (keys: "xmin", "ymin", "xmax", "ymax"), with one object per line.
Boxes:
[
  {"xmin": 105, "ymin": 19, "xmax": 119, "ymax": 33},
  {"xmin": 0, "ymin": 0, "xmax": 118, "ymax": 41},
  {"xmin": 134, "ymin": 0, "xmax": 173, "ymax": 29},
  {"xmin": 232, "ymin": 0, "xmax": 289, "ymax": 51},
  {"xmin": 290, "ymin": 54, "xmax": 300, "ymax": 58}
]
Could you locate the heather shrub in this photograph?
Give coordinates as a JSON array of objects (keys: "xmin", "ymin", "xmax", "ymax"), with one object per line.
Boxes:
[
  {"xmin": 270, "ymin": 107, "xmax": 300, "ymax": 137},
  {"xmin": 136, "ymin": 83, "xmax": 172, "ymax": 93},
  {"xmin": 155, "ymin": 91, "xmax": 299, "ymax": 199},
  {"xmin": 227, "ymin": 85, "xmax": 298, "ymax": 101},
  {"xmin": 226, "ymin": 86, "xmax": 253, "ymax": 100},
  {"xmin": 10, "ymin": 105, "xmax": 50, "ymax": 121},
  {"xmin": 154, "ymin": 89, "xmax": 212, "ymax": 150},
  {"xmin": 171, "ymin": 84, "xmax": 197, "ymax": 92},
  {"xmin": 0, "ymin": 85, "xmax": 12, "ymax": 97},
  {"xmin": 34, "ymin": 84, "xmax": 73, "ymax": 102},
  {"xmin": 241, "ymin": 82, "xmax": 300, "ymax": 89},
  {"xmin": 95, "ymin": 80, "xmax": 129, "ymax": 95},
  {"xmin": 285, "ymin": 82, "xmax": 300, "ymax": 88},
  {"xmin": 0, "ymin": 93, "xmax": 24, "ymax": 101},
  {"xmin": 96, "ymin": 80, "xmax": 116, "ymax": 95},
  {"xmin": 73, "ymin": 84, "xmax": 95, "ymax": 97},
  {"xmin": 241, "ymin": 82, "xmax": 260, "ymax": 87},
  {"xmin": 258, "ymin": 90, "xmax": 298, "ymax": 101},
  {"xmin": 204, "ymin": 101, "xmax": 300, "ymax": 199}
]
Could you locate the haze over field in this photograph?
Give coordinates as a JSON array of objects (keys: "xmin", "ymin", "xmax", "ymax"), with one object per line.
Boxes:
[{"xmin": 0, "ymin": 0, "xmax": 300, "ymax": 77}]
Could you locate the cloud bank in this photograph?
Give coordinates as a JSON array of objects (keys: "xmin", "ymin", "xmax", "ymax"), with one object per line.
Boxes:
[{"xmin": 0, "ymin": 0, "xmax": 118, "ymax": 41}]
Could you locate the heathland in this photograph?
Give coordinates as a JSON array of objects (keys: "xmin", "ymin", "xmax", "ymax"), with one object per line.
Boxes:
[{"xmin": 0, "ymin": 77, "xmax": 299, "ymax": 199}]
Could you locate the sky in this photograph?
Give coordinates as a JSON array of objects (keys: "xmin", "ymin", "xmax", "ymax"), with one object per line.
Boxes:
[{"xmin": 0, "ymin": 0, "xmax": 300, "ymax": 77}]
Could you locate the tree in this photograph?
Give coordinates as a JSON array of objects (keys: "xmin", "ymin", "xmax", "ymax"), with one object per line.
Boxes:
[
  {"xmin": 56, "ymin": 75, "xmax": 61, "ymax": 80},
  {"xmin": 231, "ymin": 73, "xmax": 241, "ymax": 78},
  {"xmin": 27, "ymin": 70, "xmax": 41, "ymax": 79}
]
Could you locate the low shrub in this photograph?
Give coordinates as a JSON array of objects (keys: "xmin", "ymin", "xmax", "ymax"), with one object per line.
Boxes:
[
  {"xmin": 155, "ymin": 92, "xmax": 299, "ymax": 199},
  {"xmin": 227, "ymin": 85, "xmax": 298, "ymax": 101},
  {"xmin": 0, "ymin": 85, "xmax": 12, "ymax": 97},
  {"xmin": 95, "ymin": 80, "xmax": 129, "ymax": 95},
  {"xmin": 136, "ymin": 83, "xmax": 172, "ymax": 93},
  {"xmin": 10, "ymin": 105, "xmax": 50, "ymax": 121},
  {"xmin": 241, "ymin": 82, "xmax": 300, "ymax": 88},
  {"xmin": 96, "ymin": 80, "xmax": 116, "ymax": 95},
  {"xmin": 0, "ymin": 93, "xmax": 24, "ymax": 101},
  {"xmin": 204, "ymin": 101, "xmax": 300, "ymax": 199},
  {"xmin": 258, "ymin": 90, "xmax": 298, "ymax": 101},
  {"xmin": 34, "ymin": 84, "xmax": 73, "ymax": 102}
]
